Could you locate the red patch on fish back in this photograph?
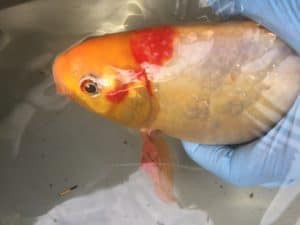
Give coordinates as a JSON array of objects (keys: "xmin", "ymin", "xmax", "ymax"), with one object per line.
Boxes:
[
  {"xmin": 130, "ymin": 26, "xmax": 175, "ymax": 66},
  {"xmin": 106, "ymin": 84, "xmax": 129, "ymax": 103}
]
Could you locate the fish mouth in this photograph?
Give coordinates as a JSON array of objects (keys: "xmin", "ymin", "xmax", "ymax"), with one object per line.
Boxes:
[
  {"xmin": 52, "ymin": 55, "xmax": 68, "ymax": 95},
  {"xmin": 54, "ymin": 81, "xmax": 68, "ymax": 95}
]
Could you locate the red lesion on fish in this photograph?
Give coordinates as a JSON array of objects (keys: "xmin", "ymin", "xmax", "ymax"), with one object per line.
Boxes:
[
  {"xmin": 105, "ymin": 69, "xmax": 153, "ymax": 104},
  {"xmin": 128, "ymin": 26, "xmax": 176, "ymax": 99},
  {"xmin": 106, "ymin": 84, "xmax": 129, "ymax": 103},
  {"xmin": 130, "ymin": 26, "xmax": 176, "ymax": 66},
  {"xmin": 106, "ymin": 27, "xmax": 174, "ymax": 106},
  {"xmin": 135, "ymin": 69, "xmax": 153, "ymax": 96}
]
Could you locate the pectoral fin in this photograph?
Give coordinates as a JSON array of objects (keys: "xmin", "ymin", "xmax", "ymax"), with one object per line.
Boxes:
[{"xmin": 140, "ymin": 131, "xmax": 177, "ymax": 203}]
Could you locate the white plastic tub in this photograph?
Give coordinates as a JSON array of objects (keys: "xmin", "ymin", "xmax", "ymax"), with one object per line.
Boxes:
[{"xmin": 0, "ymin": 1, "xmax": 299, "ymax": 225}]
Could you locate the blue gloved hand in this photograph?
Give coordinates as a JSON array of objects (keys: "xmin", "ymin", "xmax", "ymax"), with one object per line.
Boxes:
[{"xmin": 182, "ymin": 0, "xmax": 300, "ymax": 187}]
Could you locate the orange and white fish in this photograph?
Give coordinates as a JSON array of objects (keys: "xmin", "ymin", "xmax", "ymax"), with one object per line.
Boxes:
[{"xmin": 52, "ymin": 21, "xmax": 300, "ymax": 203}]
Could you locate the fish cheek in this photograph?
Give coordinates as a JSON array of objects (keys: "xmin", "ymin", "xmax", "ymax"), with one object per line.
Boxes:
[
  {"xmin": 128, "ymin": 89, "xmax": 153, "ymax": 127},
  {"xmin": 72, "ymin": 88, "xmax": 112, "ymax": 116},
  {"xmin": 110, "ymin": 87, "xmax": 153, "ymax": 128},
  {"xmin": 91, "ymin": 96, "xmax": 113, "ymax": 115}
]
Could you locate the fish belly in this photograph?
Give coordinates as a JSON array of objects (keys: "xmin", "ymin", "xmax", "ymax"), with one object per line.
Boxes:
[{"xmin": 149, "ymin": 22, "xmax": 300, "ymax": 144}]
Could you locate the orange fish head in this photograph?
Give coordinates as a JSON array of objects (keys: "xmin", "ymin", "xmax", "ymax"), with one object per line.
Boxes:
[{"xmin": 52, "ymin": 33, "xmax": 153, "ymax": 128}]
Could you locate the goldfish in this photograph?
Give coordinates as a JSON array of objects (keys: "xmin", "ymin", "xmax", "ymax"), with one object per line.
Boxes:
[{"xmin": 53, "ymin": 21, "xmax": 300, "ymax": 203}]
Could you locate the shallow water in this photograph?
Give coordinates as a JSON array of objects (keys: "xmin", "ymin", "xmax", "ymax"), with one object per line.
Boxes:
[{"xmin": 0, "ymin": 1, "xmax": 299, "ymax": 225}]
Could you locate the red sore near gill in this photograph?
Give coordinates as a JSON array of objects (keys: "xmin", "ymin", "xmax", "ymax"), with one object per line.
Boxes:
[
  {"xmin": 106, "ymin": 84, "xmax": 129, "ymax": 103},
  {"xmin": 105, "ymin": 69, "xmax": 153, "ymax": 104},
  {"xmin": 136, "ymin": 69, "xmax": 153, "ymax": 96},
  {"xmin": 130, "ymin": 26, "xmax": 176, "ymax": 66}
]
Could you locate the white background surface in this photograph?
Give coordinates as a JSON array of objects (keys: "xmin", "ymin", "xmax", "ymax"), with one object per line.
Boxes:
[{"xmin": 0, "ymin": 1, "xmax": 299, "ymax": 225}]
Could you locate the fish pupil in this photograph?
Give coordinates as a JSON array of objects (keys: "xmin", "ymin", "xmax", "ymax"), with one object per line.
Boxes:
[
  {"xmin": 85, "ymin": 82, "xmax": 97, "ymax": 94},
  {"xmin": 80, "ymin": 75, "xmax": 101, "ymax": 97}
]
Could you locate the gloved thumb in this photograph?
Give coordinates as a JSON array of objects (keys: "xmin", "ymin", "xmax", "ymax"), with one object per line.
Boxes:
[{"xmin": 182, "ymin": 142, "xmax": 236, "ymax": 183}]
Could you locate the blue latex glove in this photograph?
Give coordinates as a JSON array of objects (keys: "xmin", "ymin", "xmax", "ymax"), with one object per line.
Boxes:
[{"xmin": 182, "ymin": 0, "xmax": 300, "ymax": 187}]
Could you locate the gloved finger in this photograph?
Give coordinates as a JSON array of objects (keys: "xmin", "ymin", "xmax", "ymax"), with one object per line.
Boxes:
[
  {"xmin": 182, "ymin": 141, "xmax": 239, "ymax": 185},
  {"xmin": 200, "ymin": 0, "xmax": 240, "ymax": 17},
  {"xmin": 182, "ymin": 140, "xmax": 286, "ymax": 187},
  {"xmin": 261, "ymin": 182, "xmax": 282, "ymax": 189}
]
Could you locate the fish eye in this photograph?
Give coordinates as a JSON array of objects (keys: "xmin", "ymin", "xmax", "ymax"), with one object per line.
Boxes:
[{"xmin": 80, "ymin": 75, "xmax": 101, "ymax": 97}]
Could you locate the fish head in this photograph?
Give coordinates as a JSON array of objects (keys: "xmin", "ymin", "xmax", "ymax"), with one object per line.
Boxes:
[{"xmin": 52, "ymin": 32, "xmax": 154, "ymax": 128}]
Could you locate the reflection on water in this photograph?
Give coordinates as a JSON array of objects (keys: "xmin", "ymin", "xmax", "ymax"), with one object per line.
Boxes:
[
  {"xmin": 0, "ymin": 29, "xmax": 10, "ymax": 51},
  {"xmin": 0, "ymin": 0, "xmax": 299, "ymax": 225},
  {"xmin": 0, "ymin": 102, "xmax": 35, "ymax": 158}
]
